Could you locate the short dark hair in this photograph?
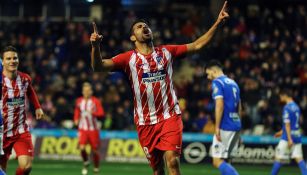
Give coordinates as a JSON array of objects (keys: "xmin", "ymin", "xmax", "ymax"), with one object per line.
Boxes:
[
  {"xmin": 2, "ymin": 45, "xmax": 17, "ymax": 57},
  {"xmin": 130, "ymin": 19, "xmax": 149, "ymax": 35},
  {"xmin": 205, "ymin": 60, "xmax": 223, "ymax": 70},
  {"xmin": 280, "ymin": 88, "xmax": 293, "ymax": 97}
]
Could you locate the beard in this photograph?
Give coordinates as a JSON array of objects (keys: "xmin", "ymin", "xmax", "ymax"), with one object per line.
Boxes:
[{"xmin": 141, "ymin": 34, "xmax": 153, "ymax": 43}]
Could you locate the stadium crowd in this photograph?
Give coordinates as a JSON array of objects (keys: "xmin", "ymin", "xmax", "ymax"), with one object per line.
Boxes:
[{"xmin": 0, "ymin": 2, "xmax": 306, "ymax": 135}]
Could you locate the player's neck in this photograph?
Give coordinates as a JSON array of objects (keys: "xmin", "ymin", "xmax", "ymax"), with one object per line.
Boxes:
[
  {"xmin": 286, "ymin": 98, "xmax": 294, "ymax": 104},
  {"xmin": 3, "ymin": 70, "xmax": 17, "ymax": 79},
  {"xmin": 135, "ymin": 42, "xmax": 154, "ymax": 55},
  {"xmin": 215, "ymin": 72, "xmax": 224, "ymax": 79},
  {"xmin": 84, "ymin": 96, "xmax": 90, "ymax": 100}
]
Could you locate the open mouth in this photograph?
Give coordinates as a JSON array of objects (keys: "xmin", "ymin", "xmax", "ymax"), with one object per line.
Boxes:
[{"xmin": 143, "ymin": 28, "xmax": 150, "ymax": 35}]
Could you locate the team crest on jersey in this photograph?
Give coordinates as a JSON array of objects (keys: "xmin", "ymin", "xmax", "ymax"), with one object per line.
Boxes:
[{"xmin": 156, "ymin": 55, "xmax": 164, "ymax": 65}]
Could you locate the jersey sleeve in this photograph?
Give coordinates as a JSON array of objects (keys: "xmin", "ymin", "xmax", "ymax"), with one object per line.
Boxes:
[
  {"xmin": 164, "ymin": 45, "xmax": 188, "ymax": 58},
  {"xmin": 92, "ymin": 97, "xmax": 105, "ymax": 118},
  {"xmin": 212, "ymin": 80, "xmax": 223, "ymax": 100},
  {"xmin": 111, "ymin": 51, "xmax": 132, "ymax": 70},
  {"xmin": 282, "ymin": 107, "xmax": 290, "ymax": 123},
  {"xmin": 74, "ymin": 98, "xmax": 81, "ymax": 123},
  {"xmin": 25, "ymin": 74, "xmax": 41, "ymax": 109}
]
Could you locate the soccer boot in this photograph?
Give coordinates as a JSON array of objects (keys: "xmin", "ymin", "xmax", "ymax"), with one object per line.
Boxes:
[
  {"xmin": 93, "ymin": 168, "xmax": 100, "ymax": 175},
  {"xmin": 81, "ymin": 161, "xmax": 90, "ymax": 175}
]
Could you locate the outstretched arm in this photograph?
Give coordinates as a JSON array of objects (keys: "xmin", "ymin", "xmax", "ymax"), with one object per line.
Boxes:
[
  {"xmin": 90, "ymin": 22, "xmax": 114, "ymax": 72},
  {"xmin": 186, "ymin": 1, "xmax": 229, "ymax": 53}
]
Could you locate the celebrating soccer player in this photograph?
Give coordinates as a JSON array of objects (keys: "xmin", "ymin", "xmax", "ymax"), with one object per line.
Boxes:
[
  {"xmin": 74, "ymin": 82, "xmax": 105, "ymax": 175},
  {"xmin": 0, "ymin": 46, "xmax": 45, "ymax": 175},
  {"xmin": 90, "ymin": 1, "xmax": 229, "ymax": 174},
  {"xmin": 205, "ymin": 60, "xmax": 241, "ymax": 175},
  {"xmin": 271, "ymin": 89, "xmax": 307, "ymax": 175}
]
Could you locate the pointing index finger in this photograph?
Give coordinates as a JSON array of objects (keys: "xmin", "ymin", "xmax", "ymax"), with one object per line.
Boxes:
[
  {"xmin": 221, "ymin": 1, "xmax": 228, "ymax": 11},
  {"xmin": 92, "ymin": 22, "xmax": 98, "ymax": 34}
]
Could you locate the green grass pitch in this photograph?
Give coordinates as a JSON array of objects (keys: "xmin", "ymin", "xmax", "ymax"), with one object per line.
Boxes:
[{"xmin": 6, "ymin": 160, "xmax": 300, "ymax": 175}]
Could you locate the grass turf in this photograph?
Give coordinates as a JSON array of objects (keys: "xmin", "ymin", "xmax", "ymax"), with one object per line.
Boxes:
[{"xmin": 6, "ymin": 160, "xmax": 300, "ymax": 175}]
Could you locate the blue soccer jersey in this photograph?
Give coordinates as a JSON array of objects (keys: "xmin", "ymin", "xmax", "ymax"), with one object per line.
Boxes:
[
  {"xmin": 212, "ymin": 75, "xmax": 241, "ymax": 131},
  {"xmin": 281, "ymin": 102, "xmax": 302, "ymax": 143}
]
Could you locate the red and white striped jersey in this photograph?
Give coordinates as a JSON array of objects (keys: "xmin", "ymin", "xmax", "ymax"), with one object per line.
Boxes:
[
  {"xmin": 74, "ymin": 96, "xmax": 104, "ymax": 131},
  {"xmin": 2, "ymin": 71, "xmax": 41, "ymax": 137},
  {"xmin": 112, "ymin": 45, "xmax": 187, "ymax": 126}
]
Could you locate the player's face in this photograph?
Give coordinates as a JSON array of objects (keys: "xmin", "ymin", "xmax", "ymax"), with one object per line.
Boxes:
[
  {"xmin": 279, "ymin": 94, "xmax": 287, "ymax": 103},
  {"xmin": 131, "ymin": 22, "xmax": 153, "ymax": 43},
  {"xmin": 2, "ymin": 51, "xmax": 19, "ymax": 72},
  {"xmin": 205, "ymin": 68, "xmax": 215, "ymax": 80},
  {"xmin": 82, "ymin": 86, "xmax": 93, "ymax": 98}
]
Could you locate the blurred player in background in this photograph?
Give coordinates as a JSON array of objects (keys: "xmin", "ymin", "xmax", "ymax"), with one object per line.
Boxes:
[
  {"xmin": 0, "ymin": 46, "xmax": 44, "ymax": 175},
  {"xmin": 90, "ymin": 1, "xmax": 229, "ymax": 174},
  {"xmin": 74, "ymin": 82, "xmax": 104, "ymax": 175},
  {"xmin": 0, "ymin": 58, "xmax": 6, "ymax": 175},
  {"xmin": 205, "ymin": 60, "xmax": 241, "ymax": 175},
  {"xmin": 271, "ymin": 89, "xmax": 307, "ymax": 175}
]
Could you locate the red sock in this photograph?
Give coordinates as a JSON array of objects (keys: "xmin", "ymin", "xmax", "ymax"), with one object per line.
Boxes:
[
  {"xmin": 16, "ymin": 167, "xmax": 24, "ymax": 175},
  {"xmin": 93, "ymin": 152, "xmax": 100, "ymax": 168},
  {"xmin": 81, "ymin": 149, "xmax": 88, "ymax": 162},
  {"xmin": 16, "ymin": 167, "xmax": 33, "ymax": 175}
]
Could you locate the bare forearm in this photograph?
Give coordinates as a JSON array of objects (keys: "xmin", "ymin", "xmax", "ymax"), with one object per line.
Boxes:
[
  {"xmin": 238, "ymin": 101, "xmax": 243, "ymax": 118},
  {"xmin": 285, "ymin": 123, "xmax": 292, "ymax": 140},
  {"xmin": 215, "ymin": 106, "xmax": 223, "ymax": 129},
  {"xmin": 215, "ymin": 98, "xmax": 224, "ymax": 129},
  {"xmin": 187, "ymin": 1, "xmax": 229, "ymax": 53},
  {"xmin": 91, "ymin": 46, "xmax": 103, "ymax": 71},
  {"xmin": 187, "ymin": 21, "xmax": 220, "ymax": 52},
  {"xmin": 196, "ymin": 21, "xmax": 219, "ymax": 50}
]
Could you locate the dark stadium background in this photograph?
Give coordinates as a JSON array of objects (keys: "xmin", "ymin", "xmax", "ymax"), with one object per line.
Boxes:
[{"xmin": 0, "ymin": 0, "xmax": 306, "ymax": 174}]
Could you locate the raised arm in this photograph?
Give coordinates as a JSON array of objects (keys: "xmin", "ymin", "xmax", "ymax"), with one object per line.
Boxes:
[
  {"xmin": 90, "ymin": 22, "xmax": 114, "ymax": 72},
  {"xmin": 186, "ymin": 1, "xmax": 229, "ymax": 53}
]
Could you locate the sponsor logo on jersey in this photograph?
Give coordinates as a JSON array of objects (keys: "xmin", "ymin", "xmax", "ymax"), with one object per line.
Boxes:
[
  {"xmin": 7, "ymin": 97, "xmax": 25, "ymax": 106},
  {"xmin": 142, "ymin": 70, "xmax": 166, "ymax": 83}
]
